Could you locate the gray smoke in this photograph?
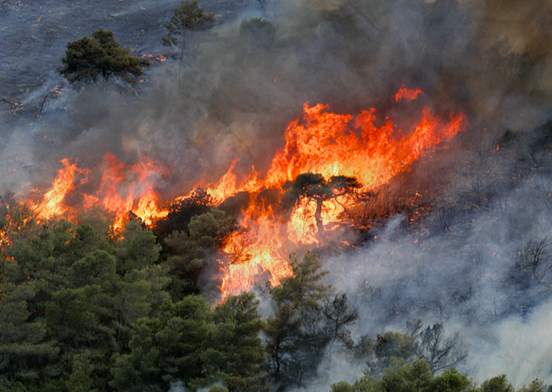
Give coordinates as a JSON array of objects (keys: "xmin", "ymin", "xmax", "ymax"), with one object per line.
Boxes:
[
  {"xmin": 2, "ymin": 0, "xmax": 552, "ymax": 388},
  {"xmin": 318, "ymin": 162, "xmax": 552, "ymax": 387}
]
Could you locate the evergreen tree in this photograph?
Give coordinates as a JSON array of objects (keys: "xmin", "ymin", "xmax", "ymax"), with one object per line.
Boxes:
[
  {"xmin": 209, "ymin": 293, "xmax": 266, "ymax": 391},
  {"xmin": 58, "ymin": 29, "xmax": 150, "ymax": 84},
  {"xmin": 480, "ymin": 375, "xmax": 515, "ymax": 392},
  {"xmin": 163, "ymin": 209, "xmax": 237, "ymax": 299},
  {"xmin": 65, "ymin": 351, "xmax": 99, "ymax": 392},
  {"xmin": 0, "ymin": 283, "xmax": 59, "ymax": 387},
  {"xmin": 265, "ymin": 252, "xmax": 331, "ymax": 387},
  {"xmin": 111, "ymin": 295, "xmax": 212, "ymax": 391},
  {"xmin": 162, "ymin": 0, "xmax": 216, "ymax": 74},
  {"xmin": 324, "ymin": 292, "xmax": 358, "ymax": 350},
  {"xmin": 0, "ymin": 221, "xmax": 169, "ymax": 389},
  {"xmin": 282, "ymin": 174, "xmax": 361, "ymax": 241},
  {"xmin": 334, "ymin": 359, "xmax": 472, "ymax": 392}
]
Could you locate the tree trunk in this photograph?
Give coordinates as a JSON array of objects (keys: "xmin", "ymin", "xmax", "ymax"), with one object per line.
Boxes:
[
  {"xmin": 315, "ymin": 198, "xmax": 324, "ymax": 243},
  {"xmin": 178, "ymin": 50, "xmax": 184, "ymax": 89}
]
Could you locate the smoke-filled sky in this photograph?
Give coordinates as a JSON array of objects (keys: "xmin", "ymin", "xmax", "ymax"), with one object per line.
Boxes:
[{"xmin": 2, "ymin": 0, "xmax": 552, "ymax": 388}]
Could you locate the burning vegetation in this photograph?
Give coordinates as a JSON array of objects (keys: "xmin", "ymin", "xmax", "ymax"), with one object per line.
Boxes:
[
  {"xmin": 12, "ymin": 86, "xmax": 467, "ymax": 301},
  {"xmin": 3, "ymin": 0, "xmax": 552, "ymax": 390}
]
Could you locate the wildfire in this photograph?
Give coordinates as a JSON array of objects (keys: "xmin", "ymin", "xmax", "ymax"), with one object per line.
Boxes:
[
  {"xmin": 196, "ymin": 88, "xmax": 467, "ymax": 300},
  {"xmin": 395, "ymin": 85, "xmax": 424, "ymax": 102},
  {"xmin": 220, "ymin": 202, "xmax": 293, "ymax": 297},
  {"xmin": 30, "ymin": 153, "xmax": 168, "ymax": 231},
  {"xmin": 205, "ymin": 158, "xmax": 240, "ymax": 204},
  {"xmin": 91, "ymin": 153, "xmax": 168, "ymax": 230},
  {"xmin": 262, "ymin": 104, "xmax": 464, "ymax": 192},
  {"xmin": 141, "ymin": 53, "xmax": 167, "ymax": 63},
  {"xmin": 21, "ymin": 86, "xmax": 467, "ymax": 302},
  {"xmin": 32, "ymin": 159, "xmax": 88, "ymax": 221}
]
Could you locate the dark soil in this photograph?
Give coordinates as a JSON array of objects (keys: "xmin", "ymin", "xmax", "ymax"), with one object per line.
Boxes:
[{"xmin": 0, "ymin": 0, "xmax": 251, "ymax": 118}]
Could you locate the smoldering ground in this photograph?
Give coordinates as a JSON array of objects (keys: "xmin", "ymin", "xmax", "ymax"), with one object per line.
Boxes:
[{"xmin": 2, "ymin": 0, "xmax": 552, "ymax": 389}]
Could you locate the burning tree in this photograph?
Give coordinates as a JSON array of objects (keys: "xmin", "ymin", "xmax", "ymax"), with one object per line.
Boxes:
[
  {"xmin": 282, "ymin": 173, "xmax": 361, "ymax": 241},
  {"xmin": 57, "ymin": 29, "xmax": 151, "ymax": 84},
  {"xmin": 12, "ymin": 85, "xmax": 466, "ymax": 301}
]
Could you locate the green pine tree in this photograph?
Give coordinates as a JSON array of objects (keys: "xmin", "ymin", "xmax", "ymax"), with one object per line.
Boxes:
[{"xmin": 58, "ymin": 29, "xmax": 150, "ymax": 84}]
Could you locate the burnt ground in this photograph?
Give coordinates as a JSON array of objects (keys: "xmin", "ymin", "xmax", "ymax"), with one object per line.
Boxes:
[
  {"xmin": 0, "ymin": 0, "xmax": 254, "ymax": 192},
  {"xmin": 0, "ymin": 0, "xmax": 252, "ymax": 119}
]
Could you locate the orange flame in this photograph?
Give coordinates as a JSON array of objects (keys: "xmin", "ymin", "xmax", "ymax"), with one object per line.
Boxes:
[
  {"xmin": 142, "ymin": 53, "xmax": 167, "ymax": 63},
  {"xmin": 24, "ymin": 86, "xmax": 467, "ymax": 302},
  {"xmin": 30, "ymin": 154, "xmax": 168, "ymax": 231},
  {"xmin": 263, "ymin": 103, "xmax": 464, "ymax": 193},
  {"xmin": 395, "ymin": 85, "xmax": 424, "ymax": 102},
  {"xmin": 206, "ymin": 158, "xmax": 239, "ymax": 204},
  {"xmin": 91, "ymin": 153, "xmax": 169, "ymax": 231},
  {"xmin": 32, "ymin": 159, "xmax": 87, "ymax": 221},
  {"xmin": 219, "ymin": 201, "xmax": 293, "ymax": 300},
  {"xmin": 201, "ymin": 90, "xmax": 467, "ymax": 300}
]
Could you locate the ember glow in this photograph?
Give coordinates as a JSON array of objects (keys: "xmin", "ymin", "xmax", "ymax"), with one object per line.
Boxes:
[
  {"xmin": 24, "ymin": 87, "xmax": 467, "ymax": 301},
  {"xmin": 141, "ymin": 53, "xmax": 167, "ymax": 63}
]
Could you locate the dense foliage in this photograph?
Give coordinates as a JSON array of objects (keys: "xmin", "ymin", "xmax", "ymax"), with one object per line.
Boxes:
[
  {"xmin": 0, "ymin": 199, "xmax": 548, "ymax": 391},
  {"xmin": 7, "ymin": 0, "xmax": 552, "ymax": 388},
  {"xmin": 331, "ymin": 360, "xmax": 549, "ymax": 392},
  {"xmin": 0, "ymin": 207, "xmax": 263, "ymax": 391},
  {"xmin": 57, "ymin": 29, "xmax": 150, "ymax": 84}
]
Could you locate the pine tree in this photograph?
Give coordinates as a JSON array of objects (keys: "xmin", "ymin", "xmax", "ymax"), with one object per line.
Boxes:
[
  {"xmin": 210, "ymin": 293, "xmax": 266, "ymax": 391},
  {"xmin": 265, "ymin": 252, "xmax": 331, "ymax": 387},
  {"xmin": 0, "ymin": 283, "xmax": 59, "ymax": 386},
  {"xmin": 58, "ymin": 29, "xmax": 150, "ymax": 84},
  {"xmin": 162, "ymin": 0, "xmax": 216, "ymax": 76}
]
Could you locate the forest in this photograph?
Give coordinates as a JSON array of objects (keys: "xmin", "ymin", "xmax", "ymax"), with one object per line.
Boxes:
[
  {"xmin": 0, "ymin": 199, "xmax": 549, "ymax": 392},
  {"xmin": 1, "ymin": 0, "xmax": 552, "ymax": 390}
]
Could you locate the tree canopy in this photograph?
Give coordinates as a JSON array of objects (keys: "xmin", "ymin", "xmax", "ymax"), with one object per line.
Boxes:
[
  {"xmin": 0, "ymin": 218, "xmax": 548, "ymax": 392},
  {"xmin": 331, "ymin": 360, "xmax": 549, "ymax": 392},
  {"xmin": 162, "ymin": 0, "xmax": 216, "ymax": 49},
  {"xmin": 282, "ymin": 173, "xmax": 361, "ymax": 240},
  {"xmin": 57, "ymin": 29, "xmax": 150, "ymax": 84}
]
